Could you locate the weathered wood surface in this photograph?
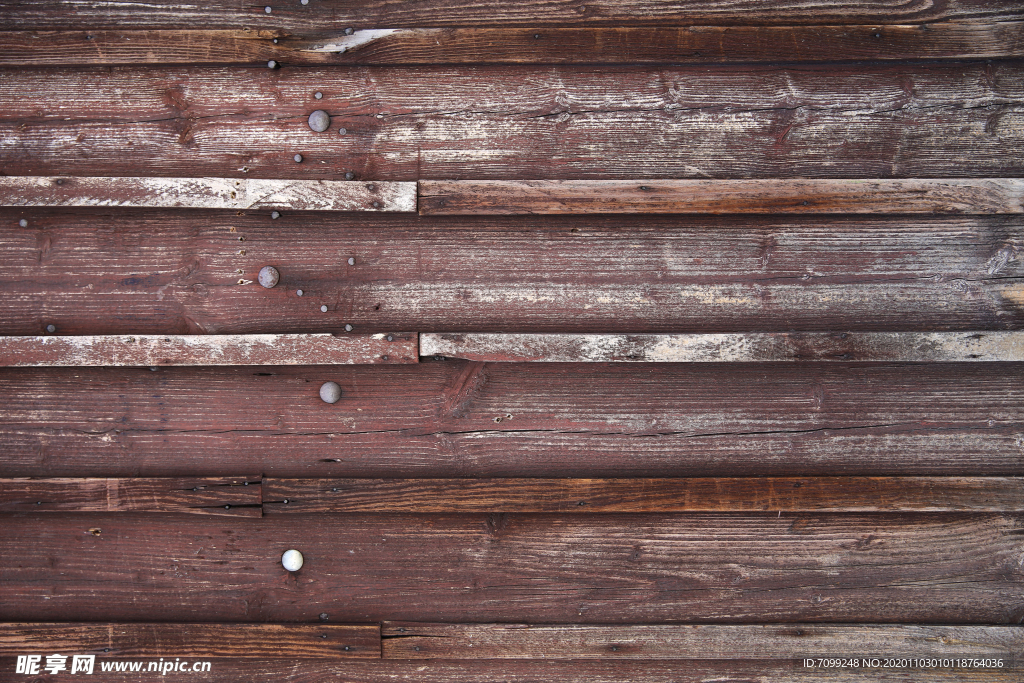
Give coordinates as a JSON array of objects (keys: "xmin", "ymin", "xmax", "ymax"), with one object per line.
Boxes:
[
  {"xmin": 262, "ymin": 477, "xmax": 1024, "ymax": 513},
  {"xmin": 5, "ymin": 23, "xmax": 1024, "ymax": 66},
  {"xmin": 0, "ymin": 477, "xmax": 260, "ymax": 516},
  {"xmin": 2, "ymin": 63, "xmax": 1022, "ymax": 180},
  {"xmin": 0, "ymin": 513, "xmax": 1020, "ymax": 623},
  {"xmin": 421, "ymin": 332, "xmax": 1024, "ymax": 363},
  {"xmin": 0, "ymin": 177, "xmax": 416, "ymax": 212},
  {"xmin": 0, "ymin": 623, "xmax": 378, "ymax": 658},
  {"xmin": 3, "ymin": 212, "xmax": 1022, "ymax": 335},
  {"xmin": 2, "ymin": 0, "xmax": 1020, "ymax": 30},
  {"xmin": 419, "ymin": 179, "xmax": 1024, "ymax": 215},
  {"xmin": 0, "ymin": 333, "xmax": 417, "ymax": 366},
  {"xmin": 382, "ymin": 623, "xmax": 1024, "ymax": 660},
  {"xmin": 0, "ymin": 659, "xmax": 1011, "ymax": 683},
  {"xmin": 3, "ymin": 363, "xmax": 1022, "ymax": 478}
]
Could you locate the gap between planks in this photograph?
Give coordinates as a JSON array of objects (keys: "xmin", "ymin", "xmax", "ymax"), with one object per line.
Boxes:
[{"xmin": 2, "ymin": 23, "xmax": 1022, "ymax": 66}]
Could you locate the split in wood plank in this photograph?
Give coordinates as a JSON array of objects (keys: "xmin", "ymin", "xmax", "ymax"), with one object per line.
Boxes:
[
  {"xmin": 2, "ymin": 0, "xmax": 1020, "ymax": 30},
  {"xmin": 262, "ymin": 477, "xmax": 1024, "ymax": 513},
  {"xmin": 381, "ymin": 623, "xmax": 1024, "ymax": 661},
  {"xmin": 0, "ymin": 177, "xmax": 416, "ymax": 212},
  {"xmin": 4, "ymin": 23, "xmax": 1023, "ymax": 66},
  {"xmin": 421, "ymin": 332, "xmax": 1024, "ymax": 363},
  {"xmin": 419, "ymin": 180, "xmax": 1024, "ymax": 215},
  {"xmin": 0, "ymin": 477, "xmax": 261, "ymax": 516},
  {"xmin": 0, "ymin": 623, "xmax": 379, "ymax": 659},
  {"xmin": 0, "ymin": 333, "xmax": 418, "ymax": 366}
]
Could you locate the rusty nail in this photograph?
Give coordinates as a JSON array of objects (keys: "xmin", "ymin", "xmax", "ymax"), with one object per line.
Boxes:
[
  {"xmin": 320, "ymin": 381, "xmax": 342, "ymax": 404},
  {"xmin": 281, "ymin": 549, "xmax": 303, "ymax": 571},
  {"xmin": 386, "ymin": 335, "xmax": 393, "ymax": 342},
  {"xmin": 338, "ymin": 127, "xmax": 347, "ymax": 135},
  {"xmin": 320, "ymin": 304, "xmax": 328, "ymax": 312},
  {"xmin": 296, "ymin": 289, "xmax": 304, "ymax": 297},
  {"xmin": 271, "ymin": 210, "xmax": 281, "ymax": 219},
  {"xmin": 18, "ymin": 219, "xmax": 28, "ymax": 227},
  {"xmin": 267, "ymin": 59, "xmax": 278, "ymax": 69},
  {"xmin": 294, "ymin": 153, "xmax": 303, "ymax": 163},
  {"xmin": 308, "ymin": 110, "xmax": 330, "ymax": 133},
  {"xmin": 265, "ymin": 5, "xmax": 272, "ymax": 13},
  {"xmin": 344, "ymin": 27, "xmax": 354, "ymax": 35},
  {"xmin": 348, "ymin": 257, "xmax": 355, "ymax": 265},
  {"xmin": 314, "ymin": 91, "xmax": 323, "ymax": 99},
  {"xmin": 46, "ymin": 324, "xmax": 56, "ymax": 333},
  {"xmin": 258, "ymin": 265, "xmax": 280, "ymax": 288},
  {"xmin": 344, "ymin": 324, "xmax": 353, "ymax": 332}
]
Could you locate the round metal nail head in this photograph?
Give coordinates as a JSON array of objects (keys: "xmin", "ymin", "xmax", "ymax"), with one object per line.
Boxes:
[
  {"xmin": 281, "ymin": 549, "xmax": 303, "ymax": 571},
  {"xmin": 320, "ymin": 305, "xmax": 328, "ymax": 313},
  {"xmin": 308, "ymin": 110, "xmax": 330, "ymax": 133},
  {"xmin": 46, "ymin": 324, "xmax": 56, "ymax": 333},
  {"xmin": 258, "ymin": 266, "xmax": 280, "ymax": 288},
  {"xmin": 320, "ymin": 381, "xmax": 342, "ymax": 404},
  {"xmin": 271, "ymin": 211, "xmax": 281, "ymax": 219},
  {"xmin": 18, "ymin": 219, "xmax": 28, "ymax": 227},
  {"xmin": 294, "ymin": 153, "xmax": 303, "ymax": 163}
]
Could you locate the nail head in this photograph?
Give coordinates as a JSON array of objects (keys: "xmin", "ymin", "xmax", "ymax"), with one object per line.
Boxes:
[
  {"xmin": 281, "ymin": 549, "xmax": 303, "ymax": 572},
  {"xmin": 258, "ymin": 265, "xmax": 280, "ymax": 288},
  {"xmin": 308, "ymin": 110, "xmax": 331, "ymax": 133},
  {"xmin": 348, "ymin": 257, "xmax": 355, "ymax": 265},
  {"xmin": 265, "ymin": 5, "xmax": 272, "ymax": 13},
  {"xmin": 344, "ymin": 27, "xmax": 354, "ymax": 35},
  {"xmin": 267, "ymin": 60, "xmax": 278, "ymax": 69},
  {"xmin": 338, "ymin": 127, "xmax": 347, "ymax": 135},
  {"xmin": 296, "ymin": 289, "xmax": 304, "ymax": 296},
  {"xmin": 314, "ymin": 91, "xmax": 323, "ymax": 99},
  {"xmin": 320, "ymin": 304, "xmax": 328, "ymax": 313},
  {"xmin": 294, "ymin": 153, "xmax": 303, "ymax": 163},
  {"xmin": 46, "ymin": 324, "xmax": 56, "ymax": 333},
  {"xmin": 344, "ymin": 324, "xmax": 353, "ymax": 332},
  {"xmin": 18, "ymin": 219, "xmax": 28, "ymax": 227},
  {"xmin": 271, "ymin": 210, "xmax": 281, "ymax": 219},
  {"xmin": 344, "ymin": 171, "xmax": 355, "ymax": 180},
  {"xmin": 320, "ymin": 381, "xmax": 342, "ymax": 404}
]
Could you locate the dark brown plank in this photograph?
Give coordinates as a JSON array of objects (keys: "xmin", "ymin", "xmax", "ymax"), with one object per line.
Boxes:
[
  {"xmin": 0, "ymin": 623, "xmax": 378, "ymax": 658},
  {"xmin": 1, "ymin": 659, "xmax": 1014, "ymax": 683},
  {"xmin": 382, "ymin": 623, "xmax": 1024, "ymax": 660},
  {"xmin": 263, "ymin": 477, "xmax": 1024, "ymax": 513},
  {"xmin": 0, "ymin": 477, "xmax": 260, "ymax": 516},
  {"xmin": 2, "ymin": 211, "xmax": 1022, "ymax": 336},
  {"xmin": 0, "ymin": 513, "xmax": 1021, "ymax": 623},
  {"xmin": 2, "ymin": 63, "xmax": 1022, "ymax": 180},
  {"xmin": 3, "ymin": 362, "xmax": 1022, "ymax": 478},
  {"xmin": 4, "ymin": 23, "xmax": 1024, "ymax": 66},
  {"xmin": 1, "ymin": 1, "xmax": 1019, "ymax": 30},
  {"xmin": 420, "ymin": 180, "xmax": 1024, "ymax": 215},
  {"xmin": 0, "ymin": 334, "xmax": 417, "ymax": 366},
  {"xmin": 420, "ymin": 332, "xmax": 1024, "ymax": 363}
]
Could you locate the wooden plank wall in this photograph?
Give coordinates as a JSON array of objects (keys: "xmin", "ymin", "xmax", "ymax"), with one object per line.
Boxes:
[{"xmin": 1, "ymin": 1, "xmax": 1023, "ymax": 681}]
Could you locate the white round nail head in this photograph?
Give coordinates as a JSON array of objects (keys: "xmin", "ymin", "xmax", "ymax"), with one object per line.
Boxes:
[
  {"xmin": 258, "ymin": 265, "xmax": 280, "ymax": 288},
  {"xmin": 281, "ymin": 549, "xmax": 303, "ymax": 572},
  {"xmin": 308, "ymin": 110, "xmax": 330, "ymax": 133},
  {"xmin": 320, "ymin": 381, "xmax": 342, "ymax": 404}
]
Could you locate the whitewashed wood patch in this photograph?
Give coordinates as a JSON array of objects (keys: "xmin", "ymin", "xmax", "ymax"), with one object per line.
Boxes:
[
  {"xmin": 420, "ymin": 332, "xmax": 1024, "ymax": 362},
  {"xmin": 0, "ymin": 333, "xmax": 417, "ymax": 366},
  {"xmin": 0, "ymin": 176, "xmax": 417, "ymax": 212}
]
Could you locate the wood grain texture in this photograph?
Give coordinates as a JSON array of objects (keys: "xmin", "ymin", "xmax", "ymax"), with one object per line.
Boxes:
[
  {"xmin": 262, "ymin": 477, "xmax": 1024, "ymax": 513},
  {"xmin": 2, "ymin": 362, "xmax": 1023, "ymax": 480},
  {"xmin": 0, "ymin": 513, "xmax": 1021, "ymax": 623},
  {"xmin": 0, "ymin": 477, "xmax": 260, "ymax": 516},
  {"xmin": 2, "ymin": 63, "xmax": 1022, "ymax": 180},
  {"xmin": 382, "ymin": 623, "xmax": 1024, "ymax": 660},
  {"xmin": 0, "ymin": 177, "xmax": 416, "ymax": 212},
  {"xmin": 4, "ymin": 23, "xmax": 1024, "ymax": 66},
  {"xmin": 421, "ymin": 332, "xmax": 1024, "ymax": 363},
  {"xmin": 0, "ymin": 623, "xmax": 378, "ymax": 658},
  {"xmin": 419, "ymin": 180, "xmax": 1024, "ymax": 215},
  {"xmin": 1, "ymin": 1, "xmax": 1020, "ymax": 30},
  {"xmin": 0, "ymin": 333, "xmax": 417, "ymax": 366},
  {"xmin": 2, "ymin": 211, "xmax": 1022, "ymax": 336}
]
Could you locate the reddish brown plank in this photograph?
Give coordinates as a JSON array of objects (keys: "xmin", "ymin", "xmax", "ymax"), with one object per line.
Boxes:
[
  {"xmin": 419, "ymin": 180, "xmax": 1024, "ymax": 215},
  {"xmin": 2, "ymin": 63, "xmax": 1022, "ymax": 179},
  {"xmin": 381, "ymin": 623, "xmax": 1024, "ymax": 660},
  {"xmin": 2, "ymin": 211, "xmax": 1022, "ymax": 336},
  {"xmin": 0, "ymin": 623, "xmax": 378, "ymax": 658},
  {"xmin": 0, "ymin": 334, "xmax": 417, "ymax": 366},
  {"xmin": 2, "ymin": 362, "xmax": 1022, "ymax": 479},
  {"xmin": 4, "ymin": 23, "xmax": 1024, "ymax": 66},
  {"xmin": 1, "ymin": 1, "xmax": 1019, "ymax": 30},
  {"xmin": 420, "ymin": 332, "xmax": 1024, "ymax": 363},
  {"xmin": 0, "ymin": 477, "xmax": 260, "ymax": 516},
  {"xmin": 263, "ymin": 477, "xmax": 1024, "ymax": 513},
  {"xmin": 0, "ymin": 513, "xmax": 1021, "ymax": 623}
]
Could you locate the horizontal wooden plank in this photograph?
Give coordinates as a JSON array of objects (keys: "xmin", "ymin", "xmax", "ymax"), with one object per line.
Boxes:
[
  {"xmin": 382, "ymin": 623, "xmax": 1024, "ymax": 660},
  {"xmin": 5, "ymin": 23, "xmax": 1024, "ymax": 66},
  {"xmin": 0, "ymin": 477, "xmax": 260, "ymax": 516},
  {"xmin": 0, "ymin": 623, "xmax": 378, "ymax": 658},
  {"xmin": 421, "ymin": 332, "xmax": 1024, "ymax": 363},
  {"xmin": 419, "ymin": 180, "xmax": 1024, "ymax": 215},
  {"xmin": 2, "ymin": 0, "xmax": 1019, "ymax": 30},
  {"xmin": 2, "ymin": 63, "xmax": 1022, "ymax": 179},
  {"xmin": 3, "ymin": 362, "xmax": 1022, "ymax": 478},
  {"xmin": 3, "ymin": 211, "xmax": 1022, "ymax": 336},
  {"xmin": 0, "ymin": 333, "xmax": 417, "ymax": 366},
  {"xmin": 262, "ymin": 477, "xmax": 1024, "ymax": 513},
  {"xmin": 1, "ymin": 513, "xmax": 1021, "ymax": 623},
  {"xmin": 0, "ymin": 177, "xmax": 416, "ymax": 212}
]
